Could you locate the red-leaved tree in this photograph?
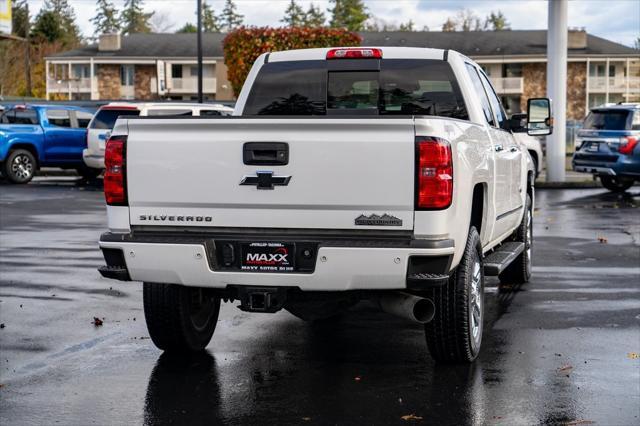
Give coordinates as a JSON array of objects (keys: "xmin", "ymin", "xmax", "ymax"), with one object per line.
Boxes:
[{"xmin": 223, "ymin": 26, "xmax": 361, "ymax": 97}]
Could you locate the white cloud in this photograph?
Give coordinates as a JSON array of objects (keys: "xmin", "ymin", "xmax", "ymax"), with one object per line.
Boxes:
[{"xmin": 26, "ymin": 0, "xmax": 640, "ymax": 47}]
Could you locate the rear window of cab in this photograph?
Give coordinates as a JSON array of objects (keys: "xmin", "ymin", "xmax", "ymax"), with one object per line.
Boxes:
[
  {"xmin": 90, "ymin": 108, "xmax": 140, "ymax": 129},
  {"xmin": 243, "ymin": 59, "xmax": 468, "ymax": 119}
]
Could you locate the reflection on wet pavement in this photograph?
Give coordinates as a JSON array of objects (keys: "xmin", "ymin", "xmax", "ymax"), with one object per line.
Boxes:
[{"xmin": 0, "ymin": 180, "xmax": 639, "ymax": 425}]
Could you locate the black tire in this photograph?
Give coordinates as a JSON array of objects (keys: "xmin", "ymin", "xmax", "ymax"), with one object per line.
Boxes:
[
  {"xmin": 600, "ymin": 176, "xmax": 634, "ymax": 193},
  {"xmin": 425, "ymin": 227, "xmax": 484, "ymax": 363},
  {"xmin": 143, "ymin": 283, "xmax": 220, "ymax": 352},
  {"xmin": 499, "ymin": 194, "xmax": 533, "ymax": 285},
  {"xmin": 4, "ymin": 149, "xmax": 37, "ymax": 184},
  {"xmin": 529, "ymin": 152, "xmax": 539, "ymax": 179},
  {"xmin": 76, "ymin": 166, "xmax": 102, "ymax": 182}
]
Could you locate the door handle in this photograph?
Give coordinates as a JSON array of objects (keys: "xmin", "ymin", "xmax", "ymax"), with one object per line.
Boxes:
[
  {"xmin": 494, "ymin": 144, "xmax": 504, "ymax": 152},
  {"xmin": 243, "ymin": 142, "xmax": 289, "ymax": 166}
]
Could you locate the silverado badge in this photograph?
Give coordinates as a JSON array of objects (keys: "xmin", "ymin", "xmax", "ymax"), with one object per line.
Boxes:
[{"xmin": 355, "ymin": 214, "xmax": 403, "ymax": 226}]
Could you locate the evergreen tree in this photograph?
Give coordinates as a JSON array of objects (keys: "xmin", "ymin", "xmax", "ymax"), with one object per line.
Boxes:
[
  {"xmin": 11, "ymin": 0, "xmax": 30, "ymax": 38},
  {"xmin": 442, "ymin": 17, "xmax": 456, "ymax": 32},
  {"xmin": 328, "ymin": 0, "xmax": 368, "ymax": 31},
  {"xmin": 202, "ymin": 1, "xmax": 222, "ymax": 32},
  {"xmin": 176, "ymin": 23, "xmax": 197, "ymax": 33},
  {"xmin": 221, "ymin": 0, "xmax": 243, "ymax": 31},
  {"xmin": 120, "ymin": 0, "xmax": 154, "ymax": 34},
  {"xmin": 281, "ymin": 0, "xmax": 305, "ymax": 27},
  {"xmin": 31, "ymin": 0, "xmax": 81, "ymax": 46},
  {"xmin": 484, "ymin": 11, "xmax": 510, "ymax": 31},
  {"xmin": 91, "ymin": 0, "xmax": 121, "ymax": 36},
  {"xmin": 303, "ymin": 3, "xmax": 325, "ymax": 27},
  {"xmin": 398, "ymin": 20, "xmax": 414, "ymax": 31}
]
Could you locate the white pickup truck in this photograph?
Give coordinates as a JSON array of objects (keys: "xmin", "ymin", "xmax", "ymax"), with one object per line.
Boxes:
[{"xmin": 98, "ymin": 47, "xmax": 552, "ymax": 363}]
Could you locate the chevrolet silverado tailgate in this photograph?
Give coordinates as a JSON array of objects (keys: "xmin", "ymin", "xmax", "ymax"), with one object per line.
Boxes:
[{"xmin": 125, "ymin": 117, "xmax": 416, "ymax": 230}]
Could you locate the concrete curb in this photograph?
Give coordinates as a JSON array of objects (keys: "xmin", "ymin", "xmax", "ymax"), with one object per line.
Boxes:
[{"xmin": 535, "ymin": 180, "xmax": 602, "ymax": 189}]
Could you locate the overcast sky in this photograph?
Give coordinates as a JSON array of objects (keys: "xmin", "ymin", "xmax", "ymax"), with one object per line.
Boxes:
[{"xmin": 26, "ymin": 0, "xmax": 640, "ymax": 47}]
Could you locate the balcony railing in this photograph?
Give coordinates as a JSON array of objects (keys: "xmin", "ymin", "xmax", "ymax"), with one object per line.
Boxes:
[
  {"xmin": 47, "ymin": 78, "xmax": 93, "ymax": 92},
  {"xmin": 490, "ymin": 77, "xmax": 524, "ymax": 94},
  {"xmin": 588, "ymin": 76, "xmax": 640, "ymax": 93},
  {"xmin": 170, "ymin": 77, "xmax": 216, "ymax": 93}
]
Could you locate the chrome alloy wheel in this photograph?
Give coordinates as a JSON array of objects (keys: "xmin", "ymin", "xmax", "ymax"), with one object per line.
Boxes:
[
  {"xmin": 469, "ymin": 259, "xmax": 483, "ymax": 343},
  {"xmin": 11, "ymin": 153, "xmax": 34, "ymax": 180}
]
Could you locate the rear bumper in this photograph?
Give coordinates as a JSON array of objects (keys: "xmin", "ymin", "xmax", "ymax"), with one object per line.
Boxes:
[
  {"xmin": 98, "ymin": 230, "xmax": 454, "ymax": 291},
  {"xmin": 572, "ymin": 152, "xmax": 640, "ymax": 178},
  {"xmin": 82, "ymin": 149, "xmax": 104, "ymax": 169}
]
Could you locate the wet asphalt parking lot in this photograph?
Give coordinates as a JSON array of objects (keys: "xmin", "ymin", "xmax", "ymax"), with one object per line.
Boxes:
[{"xmin": 0, "ymin": 177, "xmax": 639, "ymax": 426}]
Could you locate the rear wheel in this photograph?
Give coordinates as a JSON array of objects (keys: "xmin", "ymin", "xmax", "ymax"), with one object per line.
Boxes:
[
  {"xmin": 4, "ymin": 149, "xmax": 37, "ymax": 184},
  {"xmin": 425, "ymin": 227, "xmax": 484, "ymax": 363},
  {"xmin": 601, "ymin": 176, "xmax": 634, "ymax": 192},
  {"xmin": 499, "ymin": 194, "xmax": 532, "ymax": 285},
  {"xmin": 143, "ymin": 283, "xmax": 220, "ymax": 352}
]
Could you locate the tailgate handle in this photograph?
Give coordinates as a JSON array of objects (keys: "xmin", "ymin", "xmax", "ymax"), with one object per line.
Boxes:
[{"xmin": 243, "ymin": 142, "xmax": 289, "ymax": 165}]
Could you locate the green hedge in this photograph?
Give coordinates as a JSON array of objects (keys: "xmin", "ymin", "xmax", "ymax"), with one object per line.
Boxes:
[{"xmin": 223, "ymin": 27, "xmax": 362, "ymax": 97}]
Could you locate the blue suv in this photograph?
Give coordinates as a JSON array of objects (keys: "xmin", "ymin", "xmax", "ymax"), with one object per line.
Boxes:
[{"xmin": 572, "ymin": 104, "xmax": 640, "ymax": 192}]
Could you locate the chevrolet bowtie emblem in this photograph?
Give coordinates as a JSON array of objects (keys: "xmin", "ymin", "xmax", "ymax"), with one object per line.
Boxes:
[{"xmin": 240, "ymin": 171, "xmax": 291, "ymax": 190}]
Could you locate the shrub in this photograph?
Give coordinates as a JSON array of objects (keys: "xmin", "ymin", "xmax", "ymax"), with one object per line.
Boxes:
[{"xmin": 223, "ymin": 26, "xmax": 362, "ymax": 97}]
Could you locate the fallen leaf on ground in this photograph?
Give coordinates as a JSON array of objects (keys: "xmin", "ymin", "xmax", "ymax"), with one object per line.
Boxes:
[
  {"xmin": 564, "ymin": 420, "xmax": 595, "ymax": 425},
  {"xmin": 301, "ymin": 417, "xmax": 311, "ymax": 421},
  {"xmin": 0, "ymin": 324, "xmax": 4, "ymax": 329},
  {"xmin": 401, "ymin": 414, "xmax": 423, "ymax": 421},
  {"xmin": 92, "ymin": 317, "xmax": 103, "ymax": 326},
  {"xmin": 354, "ymin": 376, "xmax": 361, "ymax": 382},
  {"xmin": 558, "ymin": 364, "xmax": 573, "ymax": 374},
  {"xmin": 628, "ymin": 352, "xmax": 639, "ymax": 359},
  {"xmin": 597, "ymin": 236, "xmax": 608, "ymax": 243}
]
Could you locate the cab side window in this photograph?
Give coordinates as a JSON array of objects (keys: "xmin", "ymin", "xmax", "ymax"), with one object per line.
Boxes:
[
  {"xmin": 2, "ymin": 108, "xmax": 38, "ymax": 124},
  {"xmin": 75, "ymin": 111, "xmax": 94, "ymax": 128},
  {"xmin": 478, "ymin": 71, "xmax": 508, "ymax": 129},
  {"xmin": 465, "ymin": 64, "xmax": 495, "ymax": 126},
  {"xmin": 47, "ymin": 109, "xmax": 72, "ymax": 127}
]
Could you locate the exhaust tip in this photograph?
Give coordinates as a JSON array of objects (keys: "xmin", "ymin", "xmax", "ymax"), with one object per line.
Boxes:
[{"xmin": 412, "ymin": 298, "xmax": 435, "ymax": 324}]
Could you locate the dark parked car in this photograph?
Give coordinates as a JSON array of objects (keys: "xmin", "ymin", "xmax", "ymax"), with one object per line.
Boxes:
[
  {"xmin": 572, "ymin": 104, "xmax": 639, "ymax": 192},
  {"xmin": 0, "ymin": 104, "xmax": 96, "ymax": 183}
]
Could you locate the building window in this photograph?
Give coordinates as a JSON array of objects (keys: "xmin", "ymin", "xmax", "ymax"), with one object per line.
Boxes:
[
  {"xmin": 502, "ymin": 63, "xmax": 522, "ymax": 78},
  {"xmin": 120, "ymin": 65, "xmax": 134, "ymax": 86},
  {"xmin": 171, "ymin": 64, "xmax": 183, "ymax": 79},
  {"xmin": 72, "ymin": 64, "xmax": 90, "ymax": 79},
  {"xmin": 501, "ymin": 95, "xmax": 522, "ymax": 115},
  {"xmin": 589, "ymin": 63, "xmax": 606, "ymax": 77}
]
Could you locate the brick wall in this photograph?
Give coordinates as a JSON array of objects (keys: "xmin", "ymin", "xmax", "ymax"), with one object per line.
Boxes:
[
  {"xmin": 134, "ymin": 65, "xmax": 157, "ymax": 100},
  {"xmin": 567, "ymin": 62, "xmax": 586, "ymax": 120},
  {"xmin": 215, "ymin": 61, "xmax": 234, "ymax": 101},
  {"xmin": 97, "ymin": 64, "xmax": 120, "ymax": 100},
  {"xmin": 521, "ymin": 62, "xmax": 587, "ymax": 120},
  {"xmin": 521, "ymin": 63, "xmax": 546, "ymax": 113}
]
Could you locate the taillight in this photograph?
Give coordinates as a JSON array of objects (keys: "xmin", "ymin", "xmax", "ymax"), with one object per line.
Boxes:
[
  {"xmin": 326, "ymin": 48, "xmax": 382, "ymax": 59},
  {"xmin": 104, "ymin": 135, "xmax": 127, "ymax": 206},
  {"xmin": 619, "ymin": 136, "xmax": 638, "ymax": 155},
  {"xmin": 415, "ymin": 137, "xmax": 453, "ymax": 210}
]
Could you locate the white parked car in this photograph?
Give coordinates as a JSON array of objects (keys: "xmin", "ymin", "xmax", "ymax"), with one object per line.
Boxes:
[
  {"xmin": 83, "ymin": 102, "xmax": 233, "ymax": 169},
  {"xmin": 510, "ymin": 113, "xmax": 544, "ymax": 178},
  {"xmin": 98, "ymin": 47, "xmax": 551, "ymax": 363}
]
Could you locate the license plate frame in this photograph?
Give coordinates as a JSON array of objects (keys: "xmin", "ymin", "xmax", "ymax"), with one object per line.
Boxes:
[
  {"xmin": 240, "ymin": 242, "xmax": 296, "ymax": 272},
  {"xmin": 586, "ymin": 142, "xmax": 599, "ymax": 152}
]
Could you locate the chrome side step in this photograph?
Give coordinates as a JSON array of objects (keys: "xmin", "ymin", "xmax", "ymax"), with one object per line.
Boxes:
[{"xmin": 483, "ymin": 242, "xmax": 525, "ymax": 276}]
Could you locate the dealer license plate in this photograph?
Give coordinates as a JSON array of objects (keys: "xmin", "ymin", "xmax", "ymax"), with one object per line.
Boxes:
[{"xmin": 240, "ymin": 242, "xmax": 295, "ymax": 272}]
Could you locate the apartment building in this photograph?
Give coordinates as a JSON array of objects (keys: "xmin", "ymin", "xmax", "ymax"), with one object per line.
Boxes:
[
  {"xmin": 45, "ymin": 33, "xmax": 233, "ymax": 101},
  {"xmin": 46, "ymin": 30, "xmax": 639, "ymax": 118}
]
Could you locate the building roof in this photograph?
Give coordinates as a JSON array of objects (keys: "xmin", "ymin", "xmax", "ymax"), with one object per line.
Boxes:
[
  {"xmin": 359, "ymin": 30, "xmax": 638, "ymax": 57},
  {"xmin": 51, "ymin": 33, "xmax": 227, "ymax": 58},
  {"xmin": 49, "ymin": 30, "xmax": 638, "ymax": 60}
]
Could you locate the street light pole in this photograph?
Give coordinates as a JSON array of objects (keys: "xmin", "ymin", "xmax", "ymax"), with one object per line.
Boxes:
[
  {"xmin": 196, "ymin": 0, "xmax": 203, "ymax": 103},
  {"xmin": 546, "ymin": 0, "xmax": 568, "ymax": 182}
]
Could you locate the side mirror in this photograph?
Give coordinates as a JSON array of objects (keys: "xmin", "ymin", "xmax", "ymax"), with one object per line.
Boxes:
[
  {"xmin": 527, "ymin": 98, "xmax": 553, "ymax": 136},
  {"xmin": 507, "ymin": 113, "xmax": 527, "ymax": 133}
]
